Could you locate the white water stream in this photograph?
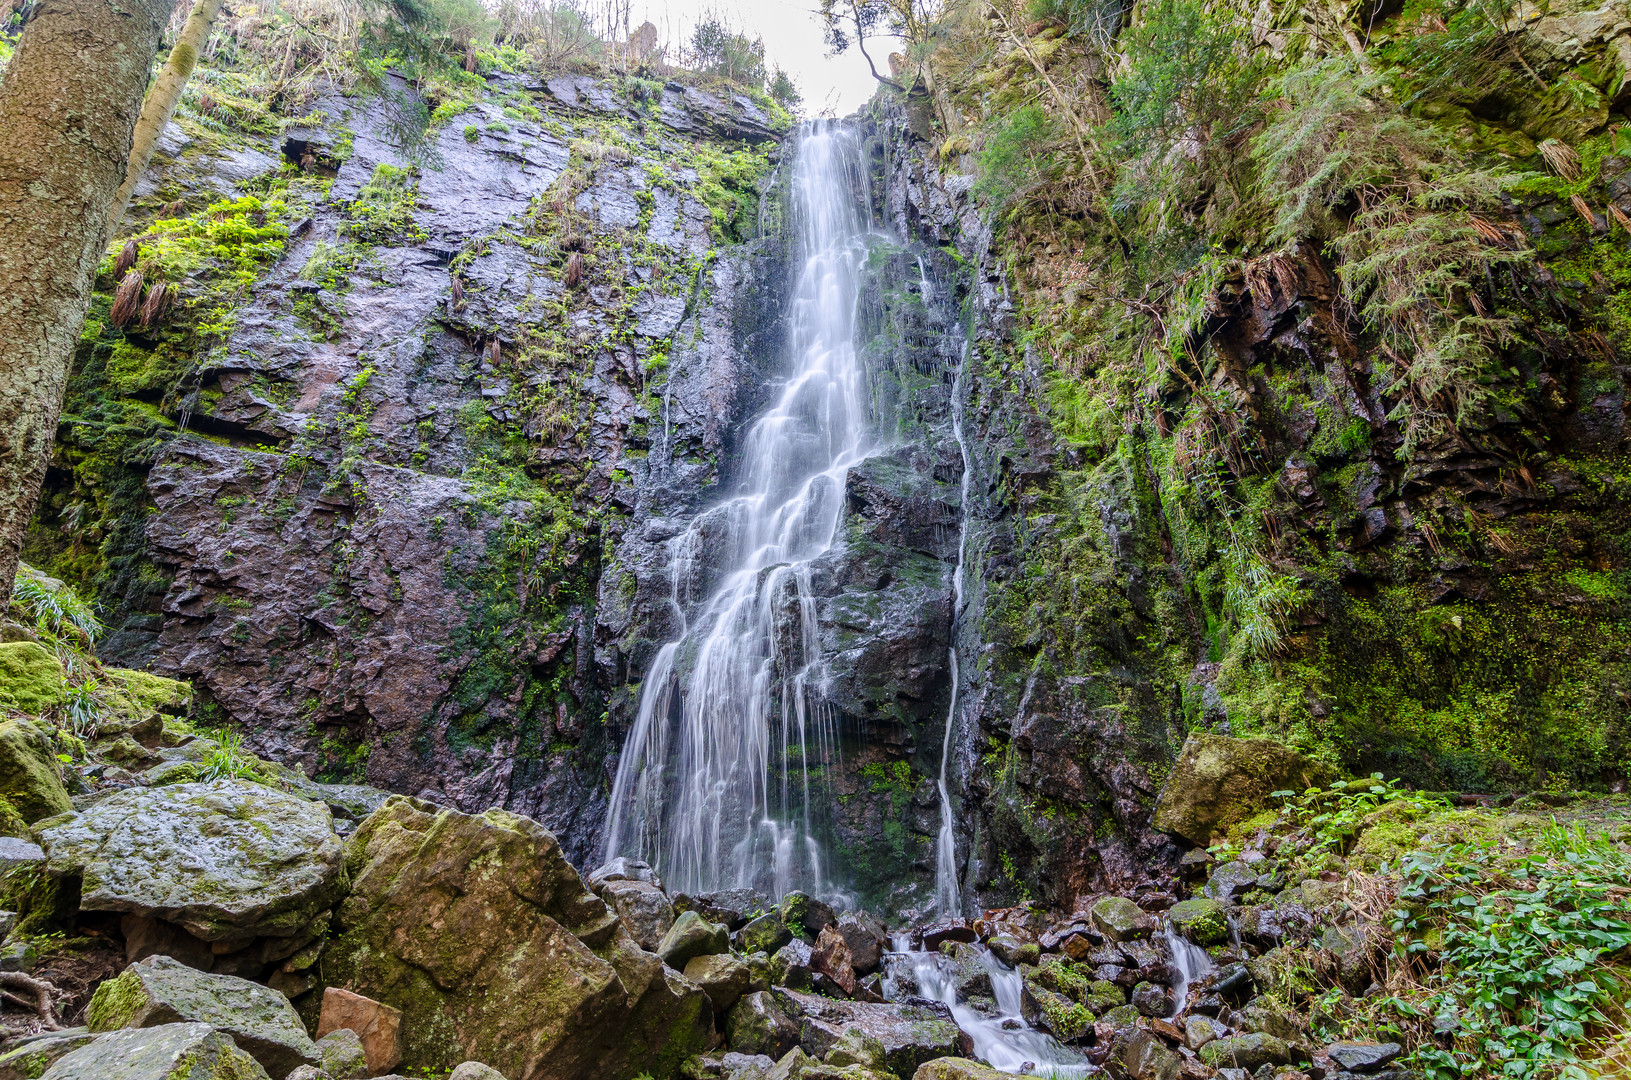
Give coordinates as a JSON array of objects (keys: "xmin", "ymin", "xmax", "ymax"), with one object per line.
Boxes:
[
  {"xmin": 601, "ymin": 121, "xmax": 871, "ymax": 899},
  {"xmin": 1162, "ymin": 919, "xmax": 1215, "ymax": 1014},
  {"xmin": 887, "ymin": 936, "xmax": 1093, "ymax": 1078},
  {"xmin": 933, "ymin": 258, "xmax": 969, "ymax": 919}
]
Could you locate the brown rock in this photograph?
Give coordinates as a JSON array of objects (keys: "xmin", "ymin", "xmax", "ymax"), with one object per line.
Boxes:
[
  {"xmin": 1152, "ymin": 1018, "xmax": 1185, "ymax": 1043},
  {"xmin": 318, "ymin": 987, "xmax": 403, "ymax": 1074},
  {"xmin": 122, "ymin": 913, "xmax": 214, "ymax": 971},
  {"xmin": 810, "ymin": 925, "xmax": 856, "ymax": 996}
]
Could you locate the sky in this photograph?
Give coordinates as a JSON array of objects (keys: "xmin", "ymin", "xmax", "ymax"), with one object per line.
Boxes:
[{"xmin": 624, "ymin": 0, "xmax": 896, "ymax": 115}]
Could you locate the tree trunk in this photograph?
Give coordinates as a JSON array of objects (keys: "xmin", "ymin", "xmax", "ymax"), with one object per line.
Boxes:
[
  {"xmin": 0, "ymin": 0, "xmax": 173, "ymax": 601},
  {"xmin": 111, "ymin": 0, "xmax": 227, "ymax": 221}
]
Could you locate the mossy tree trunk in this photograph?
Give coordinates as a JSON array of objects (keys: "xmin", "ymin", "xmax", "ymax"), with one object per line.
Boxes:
[
  {"xmin": 111, "ymin": 0, "xmax": 227, "ymax": 218},
  {"xmin": 0, "ymin": 0, "xmax": 172, "ymax": 600}
]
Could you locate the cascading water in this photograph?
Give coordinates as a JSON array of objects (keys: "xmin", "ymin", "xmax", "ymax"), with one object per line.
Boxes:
[
  {"xmin": 1162, "ymin": 919, "xmax": 1215, "ymax": 1014},
  {"xmin": 601, "ymin": 121, "xmax": 871, "ymax": 900},
  {"xmin": 935, "ymin": 323, "xmax": 973, "ymax": 917},
  {"xmin": 886, "ymin": 936, "xmax": 1092, "ymax": 1078}
]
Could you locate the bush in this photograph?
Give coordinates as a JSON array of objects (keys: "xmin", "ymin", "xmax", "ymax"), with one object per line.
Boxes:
[{"xmin": 976, "ymin": 103, "xmax": 1057, "ymax": 208}]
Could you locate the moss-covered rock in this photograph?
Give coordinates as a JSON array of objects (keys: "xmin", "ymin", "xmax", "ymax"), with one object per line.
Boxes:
[
  {"xmin": 35, "ymin": 780, "xmax": 344, "ymax": 942},
  {"xmin": 0, "ymin": 643, "xmax": 65, "ymax": 716},
  {"xmin": 1152, "ymin": 734, "xmax": 1332, "ymax": 846},
  {"xmin": 325, "ymin": 796, "xmax": 711, "ymax": 1080},
  {"xmin": 1089, "ymin": 896, "xmax": 1153, "ymax": 942},
  {"xmin": 87, "ymin": 955, "xmax": 320, "ymax": 1076},
  {"xmin": 39, "ymin": 1022, "xmax": 271, "ymax": 1079},
  {"xmin": 1167, "ymin": 897, "xmax": 1229, "ymax": 946},
  {"xmin": 0, "ymin": 718, "xmax": 72, "ymax": 825}
]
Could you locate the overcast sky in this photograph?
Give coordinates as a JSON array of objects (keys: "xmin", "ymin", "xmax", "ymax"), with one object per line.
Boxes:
[{"xmin": 627, "ymin": 0, "xmax": 896, "ymax": 115}]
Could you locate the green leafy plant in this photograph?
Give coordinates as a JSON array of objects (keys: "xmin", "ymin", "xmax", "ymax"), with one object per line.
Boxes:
[
  {"xmin": 1274, "ymin": 775, "xmax": 1449, "ymax": 856},
  {"xmin": 198, "ymin": 730, "xmax": 267, "ymax": 784}
]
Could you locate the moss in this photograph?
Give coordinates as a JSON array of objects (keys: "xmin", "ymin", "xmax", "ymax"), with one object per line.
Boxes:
[
  {"xmin": 0, "ymin": 643, "xmax": 65, "ymax": 714},
  {"xmin": 86, "ymin": 968, "xmax": 149, "ymax": 1032}
]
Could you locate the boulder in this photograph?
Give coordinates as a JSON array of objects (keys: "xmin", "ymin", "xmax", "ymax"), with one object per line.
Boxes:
[
  {"xmin": 1123, "ymin": 1029, "xmax": 1182, "ymax": 1080},
  {"xmin": 324, "ymin": 797, "xmax": 710, "ymax": 1080},
  {"xmin": 1090, "ymin": 897, "xmax": 1153, "ymax": 942},
  {"xmin": 1131, "ymin": 981, "xmax": 1172, "ymax": 1018},
  {"xmin": 1152, "ymin": 734, "xmax": 1330, "ymax": 846},
  {"xmin": 0, "ymin": 1028, "xmax": 97, "ymax": 1080},
  {"xmin": 1326, "ymin": 1041, "xmax": 1402, "ymax": 1073},
  {"xmin": 1167, "ymin": 898, "xmax": 1229, "ymax": 946},
  {"xmin": 1203, "ymin": 861, "xmax": 1258, "ymax": 902},
  {"xmin": 0, "ymin": 643, "xmax": 65, "ymax": 715},
  {"xmin": 685, "ymin": 953, "xmax": 752, "ymax": 1013},
  {"xmin": 984, "ymin": 933, "xmax": 1038, "ymax": 967},
  {"xmin": 727, "ymin": 991, "xmax": 801, "ymax": 1058},
  {"xmin": 448, "ymin": 1065, "xmax": 510, "ymax": 1080},
  {"xmin": 36, "ymin": 780, "xmax": 344, "ymax": 943},
  {"xmin": 87, "ymin": 955, "xmax": 320, "ymax": 1076},
  {"xmin": 777, "ymin": 892, "xmax": 835, "ymax": 942},
  {"xmin": 586, "ymin": 857, "xmax": 661, "ymax": 890},
  {"xmin": 771, "ymin": 940, "xmax": 814, "ymax": 990},
  {"xmin": 596, "ymin": 878, "xmax": 674, "ymax": 951},
  {"xmin": 674, "ymin": 889, "xmax": 767, "ymax": 931},
  {"xmin": 1236, "ymin": 1003, "xmax": 1301, "ymax": 1044},
  {"xmin": 911, "ymin": 1059, "xmax": 1009, "ymax": 1080},
  {"xmin": 39, "ymin": 1022, "xmax": 270, "ymax": 1080},
  {"xmin": 1184, "ymin": 1014, "xmax": 1229, "ymax": 1050},
  {"xmin": 658, "ymin": 910, "xmax": 730, "ymax": 968},
  {"xmin": 824, "ymin": 1027, "xmax": 888, "ymax": 1070},
  {"xmin": 1197, "ymin": 1033, "xmax": 1294, "ymax": 1072},
  {"xmin": 774, "ymin": 988, "xmax": 965, "ymax": 1075},
  {"xmin": 314, "ymin": 1028, "xmax": 369, "ymax": 1079},
  {"xmin": 835, "ymin": 911, "xmax": 887, "ymax": 974},
  {"xmin": 0, "ymin": 718, "xmax": 72, "ymax": 825},
  {"xmin": 739, "ymin": 912, "xmax": 793, "ymax": 954},
  {"xmin": 809, "ymin": 926, "xmax": 855, "ymax": 996}
]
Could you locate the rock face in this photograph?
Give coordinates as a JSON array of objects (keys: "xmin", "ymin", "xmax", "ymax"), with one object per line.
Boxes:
[
  {"xmin": 87, "ymin": 955, "xmax": 320, "ymax": 1076},
  {"xmin": 36, "ymin": 781, "xmax": 344, "ymax": 943},
  {"xmin": 324, "ymin": 797, "xmax": 711, "ymax": 1079},
  {"xmin": 40, "ymin": 1022, "xmax": 270, "ymax": 1080},
  {"xmin": 1152, "ymin": 734, "xmax": 1331, "ymax": 845}
]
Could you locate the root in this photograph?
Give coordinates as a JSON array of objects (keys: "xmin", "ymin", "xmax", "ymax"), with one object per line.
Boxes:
[{"xmin": 0, "ymin": 972, "xmax": 64, "ymax": 1031}]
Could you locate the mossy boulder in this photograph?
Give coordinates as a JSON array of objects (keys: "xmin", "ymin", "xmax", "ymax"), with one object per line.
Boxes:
[
  {"xmin": 1196, "ymin": 1032, "xmax": 1293, "ymax": 1071},
  {"xmin": 657, "ymin": 909, "xmax": 729, "ymax": 968},
  {"xmin": 324, "ymin": 796, "xmax": 711, "ymax": 1080},
  {"xmin": 0, "ymin": 642, "xmax": 66, "ymax": 715},
  {"xmin": 35, "ymin": 780, "xmax": 344, "ymax": 943},
  {"xmin": 0, "ymin": 1028, "xmax": 97, "ymax": 1078},
  {"xmin": 1089, "ymin": 896, "xmax": 1152, "ymax": 942},
  {"xmin": 87, "ymin": 955, "xmax": 320, "ymax": 1076},
  {"xmin": 1152, "ymin": 734, "xmax": 1332, "ymax": 846},
  {"xmin": 1167, "ymin": 898, "xmax": 1229, "ymax": 946},
  {"xmin": 39, "ymin": 1022, "xmax": 271, "ymax": 1079},
  {"xmin": 0, "ymin": 718, "xmax": 72, "ymax": 826}
]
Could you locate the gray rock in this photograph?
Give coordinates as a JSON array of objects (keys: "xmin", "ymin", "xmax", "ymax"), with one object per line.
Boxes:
[
  {"xmin": 586, "ymin": 857, "xmax": 662, "ymax": 890},
  {"xmin": 1184, "ymin": 1014, "xmax": 1230, "ymax": 1050},
  {"xmin": 726, "ymin": 991, "xmax": 800, "ymax": 1058},
  {"xmin": 1123, "ymin": 1029, "xmax": 1181, "ymax": 1080},
  {"xmin": 738, "ymin": 912, "xmax": 793, "ymax": 954},
  {"xmin": 1197, "ymin": 1033, "xmax": 1294, "ymax": 1071},
  {"xmin": 1236, "ymin": 1002, "xmax": 1301, "ymax": 1043},
  {"xmin": 774, "ymin": 988, "xmax": 964, "ymax": 1076},
  {"xmin": 0, "ymin": 1028, "xmax": 96, "ymax": 1080},
  {"xmin": 717, "ymin": 1052, "xmax": 776, "ymax": 1080},
  {"xmin": 1204, "ymin": 861, "xmax": 1259, "ymax": 902},
  {"xmin": 984, "ymin": 932, "xmax": 1038, "ymax": 968},
  {"xmin": 39, "ymin": 1022, "xmax": 270, "ymax": 1080},
  {"xmin": 597, "ymin": 877, "xmax": 674, "ymax": 951},
  {"xmin": 1131, "ymin": 980, "xmax": 1172, "ymax": 1017},
  {"xmin": 86, "ymin": 955, "xmax": 320, "ymax": 1076},
  {"xmin": 0, "ymin": 837, "xmax": 43, "ymax": 873},
  {"xmin": 283, "ymin": 1068, "xmax": 328, "ymax": 1080},
  {"xmin": 657, "ymin": 909, "xmax": 729, "ymax": 968},
  {"xmin": 1168, "ymin": 897, "xmax": 1229, "ymax": 945},
  {"xmin": 447, "ymin": 1064, "xmax": 509, "ymax": 1080},
  {"xmin": 1091, "ymin": 896, "xmax": 1154, "ymax": 942},
  {"xmin": 824, "ymin": 1026, "xmax": 887, "ymax": 1069},
  {"xmin": 315, "ymin": 1028, "xmax": 368, "ymax": 1079},
  {"xmin": 1327, "ymin": 1042, "xmax": 1403, "ymax": 1073},
  {"xmin": 673, "ymin": 889, "xmax": 767, "ymax": 930},
  {"xmin": 685, "ymin": 953, "xmax": 752, "ymax": 1013},
  {"xmin": 770, "ymin": 939, "xmax": 814, "ymax": 990},
  {"xmin": 37, "ymin": 781, "xmax": 344, "ymax": 943}
]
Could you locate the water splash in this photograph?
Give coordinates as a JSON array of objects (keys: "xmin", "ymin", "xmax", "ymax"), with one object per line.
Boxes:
[{"xmin": 602, "ymin": 121, "xmax": 871, "ymax": 900}]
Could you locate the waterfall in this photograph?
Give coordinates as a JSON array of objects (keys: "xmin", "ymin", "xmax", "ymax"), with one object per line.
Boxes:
[
  {"xmin": 1162, "ymin": 919, "xmax": 1215, "ymax": 1014},
  {"xmin": 601, "ymin": 121, "xmax": 870, "ymax": 900},
  {"xmin": 935, "ymin": 299, "xmax": 972, "ymax": 915}
]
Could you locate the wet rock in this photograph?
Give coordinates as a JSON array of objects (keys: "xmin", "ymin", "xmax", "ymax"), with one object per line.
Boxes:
[
  {"xmin": 686, "ymin": 953, "xmax": 753, "ymax": 1013},
  {"xmin": 676, "ymin": 889, "xmax": 768, "ymax": 931},
  {"xmin": 325, "ymin": 797, "xmax": 710, "ymax": 1079},
  {"xmin": 0, "ymin": 1028, "xmax": 96, "ymax": 1079},
  {"xmin": 824, "ymin": 1027, "xmax": 888, "ymax": 1069},
  {"xmin": 771, "ymin": 940, "xmax": 814, "ymax": 990},
  {"xmin": 920, "ymin": 920, "xmax": 977, "ymax": 952},
  {"xmin": 40, "ymin": 1022, "xmax": 270, "ymax": 1080},
  {"xmin": 0, "ymin": 717, "xmax": 73, "ymax": 826},
  {"xmin": 1091, "ymin": 897, "xmax": 1154, "ymax": 942},
  {"xmin": 836, "ymin": 911, "xmax": 888, "ymax": 974},
  {"xmin": 810, "ymin": 926, "xmax": 856, "ymax": 995},
  {"xmin": 1326, "ymin": 1042, "xmax": 1402, "ymax": 1073},
  {"xmin": 597, "ymin": 878, "xmax": 674, "ymax": 951},
  {"xmin": 1185, "ymin": 1014, "xmax": 1230, "ymax": 1050},
  {"xmin": 317, "ymin": 988, "xmax": 402, "ymax": 1075},
  {"xmin": 1208, "ymin": 962, "xmax": 1255, "ymax": 1004},
  {"xmin": 87, "ymin": 955, "xmax": 320, "ymax": 1076},
  {"xmin": 1320, "ymin": 925, "xmax": 1376, "ymax": 996},
  {"xmin": 984, "ymin": 933, "xmax": 1038, "ymax": 967},
  {"xmin": 1153, "ymin": 734, "xmax": 1331, "ymax": 846},
  {"xmin": 659, "ymin": 910, "xmax": 731, "ymax": 968},
  {"xmin": 774, "ymin": 988, "xmax": 966, "ymax": 1075},
  {"xmin": 38, "ymin": 781, "xmax": 343, "ymax": 944},
  {"xmin": 587, "ymin": 857, "xmax": 661, "ymax": 889},
  {"xmin": 1204, "ymin": 862, "xmax": 1259, "ymax": 903},
  {"xmin": 1168, "ymin": 898, "xmax": 1230, "ymax": 946},
  {"xmin": 448, "ymin": 1064, "xmax": 509, "ymax": 1080},
  {"xmin": 726, "ymin": 992, "xmax": 801, "ymax": 1059},
  {"xmin": 315, "ymin": 1028, "xmax": 368, "ymax": 1079},
  {"xmin": 1124, "ymin": 1029, "xmax": 1183, "ymax": 1080},
  {"xmin": 778, "ymin": 892, "xmax": 836, "ymax": 942},
  {"xmin": 740, "ymin": 913, "xmax": 794, "ymax": 955},
  {"xmin": 1197, "ymin": 1033, "xmax": 1294, "ymax": 1072},
  {"xmin": 911, "ymin": 1059, "xmax": 1010, "ymax": 1080},
  {"xmin": 1236, "ymin": 1003, "xmax": 1302, "ymax": 1044},
  {"xmin": 1132, "ymin": 980, "xmax": 1174, "ymax": 1018}
]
